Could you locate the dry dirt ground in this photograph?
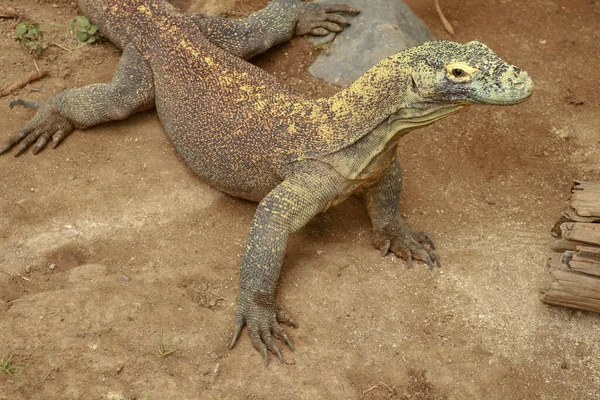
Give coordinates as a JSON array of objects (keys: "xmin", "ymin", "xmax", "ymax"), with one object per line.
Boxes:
[{"xmin": 1, "ymin": 0, "xmax": 600, "ymax": 399}]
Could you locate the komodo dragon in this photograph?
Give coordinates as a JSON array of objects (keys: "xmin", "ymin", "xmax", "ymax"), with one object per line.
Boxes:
[{"xmin": 2, "ymin": 0, "xmax": 533, "ymax": 364}]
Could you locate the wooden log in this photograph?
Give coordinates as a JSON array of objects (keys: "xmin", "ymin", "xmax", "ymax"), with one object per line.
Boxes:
[
  {"xmin": 540, "ymin": 269, "xmax": 600, "ymax": 313},
  {"xmin": 563, "ymin": 180, "xmax": 600, "ymax": 222},
  {"xmin": 565, "ymin": 246, "xmax": 600, "ymax": 277},
  {"xmin": 546, "ymin": 251, "xmax": 564, "ymax": 269},
  {"xmin": 542, "ymin": 180, "xmax": 600, "ymax": 313},
  {"xmin": 568, "ymin": 261, "xmax": 600, "ymax": 277},
  {"xmin": 549, "ymin": 238, "xmax": 579, "ymax": 251},
  {"xmin": 560, "ymin": 222, "xmax": 600, "ymax": 246},
  {"xmin": 0, "ymin": 5, "xmax": 29, "ymax": 20}
]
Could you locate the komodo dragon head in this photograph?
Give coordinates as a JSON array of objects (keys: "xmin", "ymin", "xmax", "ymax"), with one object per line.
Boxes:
[
  {"xmin": 316, "ymin": 40, "xmax": 534, "ymax": 180},
  {"xmin": 407, "ymin": 40, "xmax": 533, "ymax": 106}
]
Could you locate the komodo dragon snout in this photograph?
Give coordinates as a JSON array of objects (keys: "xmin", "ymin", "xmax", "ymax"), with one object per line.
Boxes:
[{"xmin": 410, "ymin": 40, "xmax": 533, "ymax": 106}]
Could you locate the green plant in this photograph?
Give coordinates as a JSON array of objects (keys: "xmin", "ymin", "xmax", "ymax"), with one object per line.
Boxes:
[
  {"xmin": 69, "ymin": 16, "xmax": 101, "ymax": 44},
  {"xmin": 140, "ymin": 331, "xmax": 178, "ymax": 358},
  {"xmin": 16, "ymin": 21, "xmax": 45, "ymax": 56},
  {"xmin": 1, "ymin": 356, "xmax": 20, "ymax": 376}
]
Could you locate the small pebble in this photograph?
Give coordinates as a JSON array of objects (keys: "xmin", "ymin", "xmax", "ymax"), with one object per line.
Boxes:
[
  {"xmin": 30, "ymin": 188, "xmax": 35, "ymax": 192},
  {"xmin": 284, "ymin": 357, "xmax": 296, "ymax": 365},
  {"xmin": 539, "ymin": 39, "xmax": 547, "ymax": 45},
  {"xmin": 49, "ymin": 264, "xmax": 56, "ymax": 270},
  {"xmin": 119, "ymin": 276, "xmax": 130, "ymax": 282},
  {"xmin": 25, "ymin": 265, "xmax": 31, "ymax": 273}
]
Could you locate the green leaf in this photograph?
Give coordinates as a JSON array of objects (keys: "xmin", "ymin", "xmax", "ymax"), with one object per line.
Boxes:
[
  {"xmin": 77, "ymin": 31, "xmax": 88, "ymax": 42},
  {"xmin": 74, "ymin": 16, "xmax": 88, "ymax": 25},
  {"xmin": 16, "ymin": 22, "xmax": 27, "ymax": 38},
  {"xmin": 88, "ymin": 25, "xmax": 98, "ymax": 34}
]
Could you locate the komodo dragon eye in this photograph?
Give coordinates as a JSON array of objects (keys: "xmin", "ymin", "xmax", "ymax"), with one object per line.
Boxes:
[
  {"xmin": 452, "ymin": 68, "xmax": 465, "ymax": 77},
  {"xmin": 446, "ymin": 63, "xmax": 477, "ymax": 81}
]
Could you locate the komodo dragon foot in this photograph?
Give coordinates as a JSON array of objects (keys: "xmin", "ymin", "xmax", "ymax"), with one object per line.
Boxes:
[
  {"xmin": 373, "ymin": 221, "xmax": 441, "ymax": 270},
  {"xmin": 294, "ymin": 2, "xmax": 360, "ymax": 36},
  {"xmin": 229, "ymin": 294, "xmax": 298, "ymax": 366},
  {"xmin": 0, "ymin": 99, "xmax": 74, "ymax": 156}
]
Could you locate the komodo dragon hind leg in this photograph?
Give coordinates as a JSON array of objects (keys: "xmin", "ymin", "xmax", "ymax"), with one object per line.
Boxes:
[
  {"xmin": 1, "ymin": 44, "xmax": 154, "ymax": 156},
  {"xmin": 362, "ymin": 157, "xmax": 441, "ymax": 270},
  {"xmin": 192, "ymin": 0, "xmax": 359, "ymax": 59}
]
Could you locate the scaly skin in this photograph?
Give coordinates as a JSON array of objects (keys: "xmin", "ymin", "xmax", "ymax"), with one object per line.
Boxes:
[
  {"xmin": 2, "ymin": 0, "xmax": 533, "ymax": 365},
  {"xmin": 0, "ymin": 0, "xmax": 358, "ymax": 155}
]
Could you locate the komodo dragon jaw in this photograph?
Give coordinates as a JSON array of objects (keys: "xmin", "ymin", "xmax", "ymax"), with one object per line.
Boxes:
[{"xmin": 408, "ymin": 40, "xmax": 533, "ymax": 106}]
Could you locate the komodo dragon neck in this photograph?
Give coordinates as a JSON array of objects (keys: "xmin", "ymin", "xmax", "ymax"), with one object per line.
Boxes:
[{"xmin": 307, "ymin": 54, "xmax": 466, "ymax": 180}]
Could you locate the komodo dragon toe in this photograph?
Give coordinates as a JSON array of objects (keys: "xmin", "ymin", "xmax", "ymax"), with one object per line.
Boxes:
[
  {"xmin": 295, "ymin": 2, "xmax": 360, "ymax": 36},
  {"xmin": 229, "ymin": 296, "xmax": 297, "ymax": 366},
  {"xmin": 0, "ymin": 99, "xmax": 74, "ymax": 156},
  {"xmin": 374, "ymin": 223, "xmax": 441, "ymax": 270}
]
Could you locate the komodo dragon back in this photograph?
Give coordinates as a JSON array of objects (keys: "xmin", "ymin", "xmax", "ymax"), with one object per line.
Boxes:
[{"xmin": 100, "ymin": 0, "xmax": 532, "ymax": 202}]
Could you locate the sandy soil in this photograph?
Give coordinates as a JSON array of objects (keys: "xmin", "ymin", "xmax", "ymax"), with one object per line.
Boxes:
[{"xmin": 1, "ymin": 0, "xmax": 599, "ymax": 399}]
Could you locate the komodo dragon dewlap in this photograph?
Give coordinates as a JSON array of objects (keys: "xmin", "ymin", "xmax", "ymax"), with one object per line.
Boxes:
[{"xmin": 2, "ymin": 0, "xmax": 533, "ymax": 365}]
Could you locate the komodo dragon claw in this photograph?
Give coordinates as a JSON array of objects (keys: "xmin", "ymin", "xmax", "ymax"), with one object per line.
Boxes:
[
  {"xmin": 1, "ymin": 99, "xmax": 74, "ymax": 156},
  {"xmin": 375, "ymin": 225, "xmax": 441, "ymax": 270},
  {"xmin": 229, "ymin": 299, "xmax": 297, "ymax": 366},
  {"xmin": 295, "ymin": 3, "xmax": 360, "ymax": 37}
]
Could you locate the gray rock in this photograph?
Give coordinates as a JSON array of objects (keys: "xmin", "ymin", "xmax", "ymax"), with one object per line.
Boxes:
[{"xmin": 308, "ymin": 0, "xmax": 434, "ymax": 87}]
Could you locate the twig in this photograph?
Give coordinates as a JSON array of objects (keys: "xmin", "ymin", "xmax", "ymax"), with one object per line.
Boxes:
[
  {"xmin": 0, "ymin": 269, "xmax": 14, "ymax": 278},
  {"xmin": 0, "ymin": 5, "xmax": 29, "ymax": 20},
  {"xmin": 0, "ymin": 269, "xmax": 24, "ymax": 288},
  {"xmin": 210, "ymin": 291, "xmax": 228, "ymax": 301},
  {"xmin": 210, "ymin": 362, "xmax": 220, "ymax": 384},
  {"xmin": 50, "ymin": 42, "xmax": 72, "ymax": 52},
  {"xmin": 7, "ymin": 298, "xmax": 29, "ymax": 304},
  {"xmin": 434, "ymin": 0, "xmax": 455, "ymax": 35},
  {"xmin": 33, "ymin": 59, "xmax": 40, "ymax": 72},
  {"xmin": 363, "ymin": 381, "xmax": 395, "ymax": 396},
  {"xmin": 378, "ymin": 381, "xmax": 393, "ymax": 392},
  {"xmin": 25, "ymin": 87, "xmax": 48, "ymax": 93},
  {"xmin": 0, "ymin": 70, "xmax": 49, "ymax": 98},
  {"xmin": 40, "ymin": 311, "xmax": 58, "ymax": 319},
  {"xmin": 363, "ymin": 385, "xmax": 379, "ymax": 395},
  {"xmin": 41, "ymin": 368, "xmax": 53, "ymax": 383}
]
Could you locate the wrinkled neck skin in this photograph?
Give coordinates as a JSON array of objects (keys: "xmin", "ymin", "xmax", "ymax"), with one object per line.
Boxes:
[
  {"xmin": 316, "ymin": 53, "xmax": 465, "ymax": 181},
  {"xmin": 322, "ymin": 53, "xmax": 465, "ymax": 152}
]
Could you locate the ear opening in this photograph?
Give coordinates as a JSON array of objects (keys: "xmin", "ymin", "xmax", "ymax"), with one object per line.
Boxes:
[{"xmin": 410, "ymin": 70, "xmax": 419, "ymax": 93}]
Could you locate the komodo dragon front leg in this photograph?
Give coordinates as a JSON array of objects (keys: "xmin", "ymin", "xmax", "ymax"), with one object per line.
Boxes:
[
  {"xmin": 362, "ymin": 156, "xmax": 440, "ymax": 269},
  {"xmin": 0, "ymin": 0, "xmax": 358, "ymax": 156},
  {"xmin": 229, "ymin": 162, "xmax": 351, "ymax": 364}
]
